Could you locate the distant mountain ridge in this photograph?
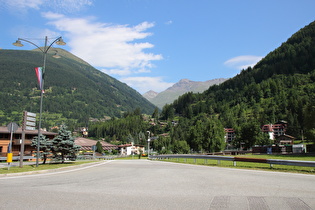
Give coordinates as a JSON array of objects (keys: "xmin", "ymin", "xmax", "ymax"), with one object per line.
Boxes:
[
  {"xmin": 143, "ymin": 78, "xmax": 227, "ymax": 108},
  {"xmin": 143, "ymin": 90, "xmax": 158, "ymax": 100}
]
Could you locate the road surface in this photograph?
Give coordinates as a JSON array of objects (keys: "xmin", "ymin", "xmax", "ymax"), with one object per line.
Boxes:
[{"xmin": 0, "ymin": 160, "xmax": 314, "ymax": 209}]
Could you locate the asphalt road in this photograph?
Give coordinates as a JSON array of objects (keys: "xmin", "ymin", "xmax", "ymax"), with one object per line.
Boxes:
[{"xmin": 0, "ymin": 160, "xmax": 314, "ymax": 210}]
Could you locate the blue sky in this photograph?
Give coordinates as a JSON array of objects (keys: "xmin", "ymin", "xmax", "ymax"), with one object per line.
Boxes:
[{"xmin": 1, "ymin": 0, "xmax": 315, "ymax": 94}]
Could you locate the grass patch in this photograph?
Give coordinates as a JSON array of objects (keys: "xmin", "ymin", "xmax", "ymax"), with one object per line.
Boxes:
[
  {"xmin": 158, "ymin": 155, "xmax": 315, "ymax": 174},
  {"xmin": 0, "ymin": 160, "xmax": 99, "ymax": 175}
]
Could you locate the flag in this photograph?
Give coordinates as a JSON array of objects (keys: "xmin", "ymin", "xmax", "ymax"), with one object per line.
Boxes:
[{"xmin": 34, "ymin": 67, "xmax": 44, "ymax": 92}]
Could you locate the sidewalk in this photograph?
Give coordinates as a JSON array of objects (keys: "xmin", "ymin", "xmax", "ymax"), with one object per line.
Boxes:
[{"xmin": 0, "ymin": 160, "xmax": 110, "ymax": 177}]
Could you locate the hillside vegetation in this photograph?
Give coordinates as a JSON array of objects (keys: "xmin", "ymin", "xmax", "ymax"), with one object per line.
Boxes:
[
  {"xmin": 163, "ymin": 21, "xmax": 315, "ymax": 146},
  {"xmin": 89, "ymin": 21, "xmax": 315, "ymax": 153},
  {"xmin": 0, "ymin": 49, "xmax": 156, "ymax": 130}
]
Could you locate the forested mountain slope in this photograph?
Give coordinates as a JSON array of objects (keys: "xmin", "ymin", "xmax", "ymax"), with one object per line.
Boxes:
[
  {"xmin": 0, "ymin": 49, "xmax": 156, "ymax": 129},
  {"xmin": 165, "ymin": 21, "xmax": 315, "ymax": 141}
]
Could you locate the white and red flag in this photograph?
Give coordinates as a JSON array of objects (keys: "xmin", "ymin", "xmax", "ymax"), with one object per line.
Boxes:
[{"xmin": 34, "ymin": 67, "xmax": 44, "ymax": 92}]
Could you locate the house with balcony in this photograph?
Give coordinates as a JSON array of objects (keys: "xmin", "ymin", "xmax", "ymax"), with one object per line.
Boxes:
[
  {"xmin": 119, "ymin": 143, "xmax": 145, "ymax": 156},
  {"xmin": 224, "ymin": 128, "xmax": 236, "ymax": 145},
  {"xmin": 261, "ymin": 120, "xmax": 288, "ymax": 140},
  {"xmin": 0, "ymin": 126, "xmax": 57, "ymax": 157}
]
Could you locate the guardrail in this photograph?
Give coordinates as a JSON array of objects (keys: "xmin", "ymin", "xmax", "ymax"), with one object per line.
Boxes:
[
  {"xmin": 0, "ymin": 156, "xmax": 35, "ymax": 161},
  {"xmin": 76, "ymin": 155, "xmax": 115, "ymax": 160},
  {"xmin": 150, "ymin": 154, "xmax": 315, "ymax": 168},
  {"xmin": 95, "ymin": 156, "xmax": 115, "ymax": 160}
]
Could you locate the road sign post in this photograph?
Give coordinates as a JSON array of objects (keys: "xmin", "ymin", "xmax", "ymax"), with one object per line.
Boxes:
[
  {"xmin": 20, "ymin": 111, "xmax": 36, "ymax": 167},
  {"xmin": 7, "ymin": 122, "xmax": 18, "ymax": 170}
]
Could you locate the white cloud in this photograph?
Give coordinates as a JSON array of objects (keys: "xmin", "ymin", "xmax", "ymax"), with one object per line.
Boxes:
[
  {"xmin": 165, "ymin": 20, "xmax": 173, "ymax": 25},
  {"xmin": 224, "ymin": 55, "xmax": 263, "ymax": 70},
  {"xmin": 0, "ymin": 0, "xmax": 42, "ymax": 12},
  {"xmin": 120, "ymin": 77, "xmax": 174, "ymax": 94},
  {"xmin": 45, "ymin": 0, "xmax": 93, "ymax": 13},
  {"xmin": 0, "ymin": 0, "xmax": 93, "ymax": 13},
  {"xmin": 43, "ymin": 12, "xmax": 163, "ymax": 76}
]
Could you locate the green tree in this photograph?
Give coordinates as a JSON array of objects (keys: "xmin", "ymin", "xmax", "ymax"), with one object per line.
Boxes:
[
  {"xmin": 161, "ymin": 104, "xmax": 175, "ymax": 120},
  {"xmin": 203, "ymin": 117, "xmax": 225, "ymax": 152},
  {"xmin": 303, "ymin": 102, "xmax": 315, "ymax": 141},
  {"xmin": 152, "ymin": 136, "xmax": 172, "ymax": 154},
  {"xmin": 188, "ymin": 120, "xmax": 204, "ymax": 152},
  {"xmin": 173, "ymin": 140, "xmax": 190, "ymax": 154},
  {"xmin": 152, "ymin": 107, "xmax": 159, "ymax": 119},
  {"xmin": 126, "ymin": 134, "xmax": 134, "ymax": 144},
  {"xmin": 31, "ymin": 134, "xmax": 52, "ymax": 164},
  {"xmin": 51, "ymin": 124, "xmax": 81, "ymax": 163},
  {"xmin": 255, "ymin": 132, "xmax": 271, "ymax": 146},
  {"xmin": 96, "ymin": 141, "xmax": 104, "ymax": 154},
  {"xmin": 235, "ymin": 121, "xmax": 263, "ymax": 149}
]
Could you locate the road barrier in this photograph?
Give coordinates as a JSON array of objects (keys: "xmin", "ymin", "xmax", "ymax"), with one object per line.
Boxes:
[
  {"xmin": 0, "ymin": 156, "xmax": 35, "ymax": 161},
  {"xmin": 150, "ymin": 154, "xmax": 315, "ymax": 168}
]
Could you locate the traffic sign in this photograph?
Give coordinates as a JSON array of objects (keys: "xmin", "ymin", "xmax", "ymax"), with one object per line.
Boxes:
[
  {"xmin": 26, "ymin": 116, "xmax": 36, "ymax": 122},
  {"xmin": 26, "ymin": 121, "xmax": 36, "ymax": 127},
  {"xmin": 25, "ymin": 126, "xmax": 36, "ymax": 130},
  {"xmin": 23, "ymin": 111, "xmax": 37, "ymax": 131},
  {"xmin": 7, "ymin": 122, "xmax": 18, "ymax": 133},
  {"xmin": 26, "ymin": 112, "xmax": 36, "ymax": 117}
]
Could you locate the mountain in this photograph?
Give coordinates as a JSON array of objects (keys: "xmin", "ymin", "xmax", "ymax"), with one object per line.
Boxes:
[
  {"xmin": 0, "ymin": 48, "xmax": 156, "ymax": 129},
  {"xmin": 143, "ymin": 78, "xmax": 227, "ymax": 109},
  {"xmin": 142, "ymin": 90, "xmax": 158, "ymax": 100},
  {"xmin": 166, "ymin": 20, "xmax": 315, "ymax": 140}
]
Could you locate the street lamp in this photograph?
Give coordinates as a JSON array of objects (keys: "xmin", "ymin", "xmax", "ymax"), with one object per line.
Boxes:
[
  {"xmin": 147, "ymin": 131, "xmax": 150, "ymax": 157},
  {"xmin": 13, "ymin": 36, "xmax": 66, "ymax": 167}
]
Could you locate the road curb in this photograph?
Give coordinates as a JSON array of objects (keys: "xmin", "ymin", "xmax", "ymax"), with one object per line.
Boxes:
[{"xmin": 0, "ymin": 161, "xmax": 108, "ymax": 177}]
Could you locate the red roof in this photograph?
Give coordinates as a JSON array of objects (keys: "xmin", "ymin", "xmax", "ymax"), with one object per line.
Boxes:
[
  {"xmin": 224, "ymin": 128, "xmax": 235, "ymax": 133},
  {"xmin": 75, "ymin": 137, "xmax": 118, "ymax": 150}
]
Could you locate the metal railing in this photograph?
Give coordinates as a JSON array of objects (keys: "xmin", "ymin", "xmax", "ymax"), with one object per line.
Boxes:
[
  {"xmin": 0, "ymin": 156, "xmax": 35, "ymax": 161},
  {"xmin": 76, "ymin": 155, "xmax": 115, "ymax": 160},
  {"xmin": 150, "ymin": 154, "xmax": 315, "ymax": 168}
]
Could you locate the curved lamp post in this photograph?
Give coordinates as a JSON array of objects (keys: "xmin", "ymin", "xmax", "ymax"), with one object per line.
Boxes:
[
  {"xmin": 147, "ymin": 131, "xmax": 151, "ymax": 157},
  {"xmin": 13, "ymin": 36, "xmax": 66, "ymax": 167}
]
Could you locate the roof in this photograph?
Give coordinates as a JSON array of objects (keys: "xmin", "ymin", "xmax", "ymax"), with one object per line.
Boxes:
[
  {"xmin": 118, "ymin": 143, "xmax": 145, "ymax": 148},
  {"xmin": 75, "ymin": 137, "xmax": 118, "ymax": 150},
  {"xmin": 276, "ymin": 134, "xmax": 295, "ymax": 140},
  {"xmin": 0, "ymin": 126, "xmax": 57, "ymax": 136},
  {"xmin": 224, "ymin": 128, "xmax": 235, "ymax": 133}
]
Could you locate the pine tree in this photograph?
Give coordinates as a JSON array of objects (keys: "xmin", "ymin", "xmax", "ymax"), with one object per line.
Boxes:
[
  {"xmin": 51, "ymin": 124, "xmax": 81, "ymax": 163},
  {"xmin": 96, "ymin": 141, "xmax": 104, "ymax": 154},
  {"xmin": 31, "ymin": 134, "xmax": 52, "ymax": 164}
]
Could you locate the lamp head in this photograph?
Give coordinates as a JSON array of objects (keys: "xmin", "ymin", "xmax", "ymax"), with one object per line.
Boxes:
[
  {"xmin": 13, "ymin": 40, "xmax": 23, "ymax": 47},
  {"xmin": 52, "ymin": 52, "xmax": 61, "ymax": 59},
  {"xmin": 56, "ymin": 37, "xmax": 66, "ymax": 46}
]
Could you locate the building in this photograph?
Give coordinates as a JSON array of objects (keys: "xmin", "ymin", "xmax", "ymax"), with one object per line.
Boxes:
[
  {"xmin": 0, "ymin": 126, "xmax": 57, "ymax": 156},
  {"xmin": 224, "ymin": 128, "xmax": 236, "ymax": 144},
  {"xmin": 261, "ymin": 121, "xmax": 288, "ymax": 140},
  {"xmin": 119, "ymin": 143, "xmax": 145, "ymax": 156},
  {"xmin": 74, "ymin": 137, "xmax": 118, "ymax": 152},
  {"xmin": 275, "ymin": 134, "xmax": 295, "ymax": 145}
]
